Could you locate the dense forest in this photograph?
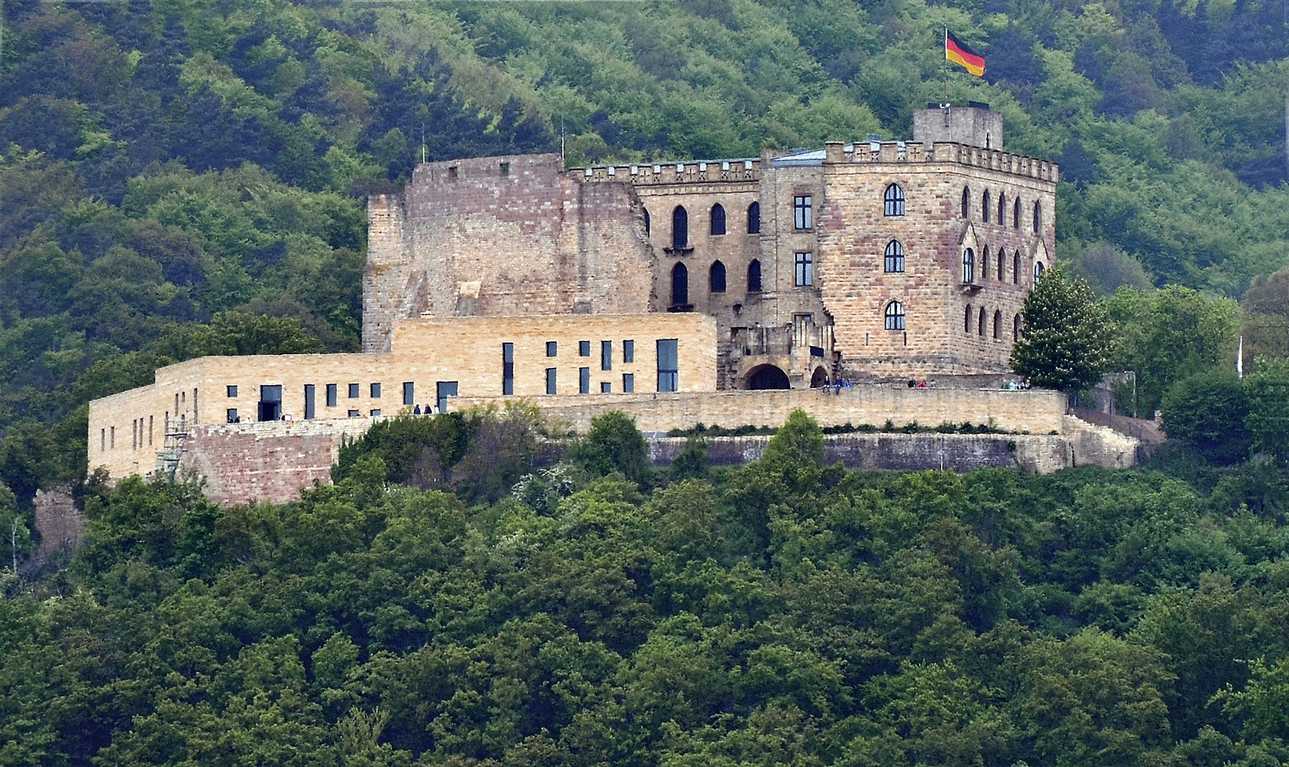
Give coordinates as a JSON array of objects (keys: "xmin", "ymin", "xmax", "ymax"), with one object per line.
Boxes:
[
  {"xmin": 2, "ymin": 408, "xmax": 1289, "ymax": 765},
  {"xmin": 3, "ymin": 0, "xmax": 1289, "ymax": 762}
]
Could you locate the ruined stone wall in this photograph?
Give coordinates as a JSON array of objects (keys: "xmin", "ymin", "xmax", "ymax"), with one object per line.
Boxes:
[
  {"xmin": 817, "ymin": 141, "xmax": 1057, "ymax": 379},
  {"xmin": 649, "ymin": 432, "xmax": 1070, "ymax": 474},
  {"xmin": 362, "ymin": 154, "xmax": 655, "ymax": 352}
]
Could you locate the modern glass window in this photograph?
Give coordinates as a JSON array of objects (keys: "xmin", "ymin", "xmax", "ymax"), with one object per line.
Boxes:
[
  {"xmin": 601, "ymin": 340, "xmax": 612, "ymax": 371},
  {"xmin": 370, "ymin": 382, "xmax": 381, "ymax": 398},
  {"xmin": 672, "ymin": 205, "xmax": 688, "ymax": 250},
  {"xmin": 793, "ymin": 195, "xmax": 812, "ymax": 230},
  {"xmin": 304, "ymin": 385, "xmax": 315, "ymax": 420},
  {"xmin": 622, "ymin": 373, "xmax": 635, "ymax": 392},
  {"xmin": 961, "ymin": 186, "xmax": 970, "ymax": 218},
  {"xmin": 546, "ymin": 341, "xmax": 557, "ymax": 357},
  {"xmin": 545, "ymin": 368, "xmax": 557, "ymax": 395},
  {"xmin": 747, "ymin": 259, "xmax": 762, "ymax": 292},
  {"xmin": 657, "ymin": 339, "xmax": 679, "ymax": 392},
  {"xmin": 710, "ymin": 204, "xmax": 726, "ymax": 235},
  {"xmin": 884, "ymin": 184, "xmax": 905, "ymax": 216},
  {"xmin": 710, "ymin": 260, "xmax": 726, "ymax": 292},
  {"xmin": 982, "ymin": 190, "xmax": 990, "ymax": 222},
  {"xmin": 579, "ymin": 367, "xmax": 590, "ymax": 394},
  {"xmin": 623, "ymin": 340, "xmax": 634, "ymax": 363},
  {"xmin": 226, "ymin": 385, "xmax": 238, "ymax": 397},
  {"xmin": 326, "ymin": 384, "xmax": 337, "ymax": 407},
  {"xmin": 747, "ymin": 202, "xmax": 760, "ymax": 233},
  {"xmin": 962, "ymin": 248, "xmax": 975, "ymax": 284},
  {"xmin": 348, "ymin": 383, "xmax": 359, "ymax": 398},
  {"xmin": 795, "ymin": 252, "xmax": 813, "ymax": 286},
  {"xmin": 885, "ymin": 301, "xmax": 905, "ymax": 330},
  {"xmin": 885, "ymin": 240, "xmax": 905, "ymax": 273},
  {"xmin": 403, "ymin": 382, "xmax": 415, "ymax": 405},
  {"xmin": 579, "ymin": 340, "xmax": 591, "ymax": 356},
  {"xmin": 503, "ymin": 343, "xmax": 515, "ymax": 395}
]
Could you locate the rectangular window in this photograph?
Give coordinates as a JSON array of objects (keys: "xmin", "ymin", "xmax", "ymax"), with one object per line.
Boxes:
[
  {"xmin": 793, "ymin": 195, "xmax": 812, "ymax": 230},
  {"xmin": 326, "ymin": 384, "xmax": 338, "ymax": 407},
  {"xmin": 502, "ymin": 342, "xmax": 515, "ymax": 395},
  {"xmin": 436, "ymin": 381, "xmax": 457, "ymax": 414},
  {"xmin": 579, "ymin": 340, "xmax": 591, "ymax": 357},
  {"xmin": 623, "ymin": 340, "xmax": 635, "ymax": 363},
  {"xmin": 601, "ymin": 340, "xmax": 612, "ymax": 371},
  {"xmin": 370, "ymin": 409, "xmax": 381, "ymax": 417},
  {"xmin": 600, "ymin": 381, "xmax": 612, "ymax": 393},
  {"xmin": 545, "ymin": 368, "xmax": 557, "ymax": 395},
  {"xmin": 100, "ymin": 428, "xmax": 105, "ymax": 451},
  {"xmin": 579, "ymin": 367, "xmax": 591, "ymax": 394},
  {"xmin": 546, "ymin": 341, "xmax": 558, "ymax": 357},
  {"xmin": 348, "ymin": 383, "xmax": 359, "ymax": 398},
  {"xmin": 348, "ymin": 409, "xmax": 361, "ymax": 418},
  {"xmin": 622, "ymin": 373, "xmax": 634, "ymax": 393},
  {"xmin": 304, "ymin": 385, "xmax": 315, "ymax": 420},
  {"xmin": 402, "ymin": 382, "xmax": 415, "ymax": 406},
  {"xmin": 657, "ymin": 339, "xmax": 679, "ymax": 392},
  {"xmin": 227, "ymin": 408, "xmax": 239, "ymax": 423},
  {"xmin": 226, "ymin": 385, "xmax": 238, "ymax": 397},
  {"xmin": 370, "ymin": 382, "xmax": 381, "ymax": 398},
  {"xmin": 110, "ymin": 426, "xmax": 115, "ymax": 449},
  {"xmin": 500, "ymin": 161, "xmax": 510, "ymax": 176},
  {"xmin": 795, "ymin": 252, "xmax": 813, "ymax": 286},
  {"xmin": 149, "ymin": 415, "xmax": 153, "ymax": 446}
]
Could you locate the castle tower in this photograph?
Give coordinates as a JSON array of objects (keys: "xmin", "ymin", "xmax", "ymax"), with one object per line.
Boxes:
[{"xmin": 913, "ymin": 102, "xmax": 1004, "ymax": 151}]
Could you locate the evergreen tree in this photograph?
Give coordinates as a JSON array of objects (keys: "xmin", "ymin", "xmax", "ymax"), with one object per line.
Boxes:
[{"xmin": 1010, "ymin": 268, "xmax": 1116, "ymax": 394}]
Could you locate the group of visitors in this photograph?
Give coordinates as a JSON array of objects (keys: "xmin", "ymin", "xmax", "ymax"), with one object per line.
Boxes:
[
  {"xmin": 411, "ymin": 404, "xmax": 440, "ymax": 415},
  {"xmin": 1004, "ymin": 379, "xmax": 1032, "ymax": 390},
  {"xmin": 906, "ymin": 379, "xmax": 930, "ymax": 388}
]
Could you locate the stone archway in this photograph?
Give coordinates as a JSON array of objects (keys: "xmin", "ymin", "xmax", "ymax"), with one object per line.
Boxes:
[
  {"xmin": 810, "ymin": 366, "xmax": 829, "ymax": 388},
  {"xmin": 746, "ymin": 365, "xmax": 790, "ymax": 390}
]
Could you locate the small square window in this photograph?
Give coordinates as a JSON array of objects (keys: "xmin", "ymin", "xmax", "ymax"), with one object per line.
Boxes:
[
  {"xmin": 579, "ymin": 340, "xmax": 591, "ymax": 357},
  {"xmin": 546, "ymin": 341, "xmax": 558, "ymax": 357},
  {"xmin": 348, "ymin": 409, "xmax": 361, "ymax": 418},
  {"xmin": 623, "ymin": 340, "xmax": 635, "ymax": 363},
  {"xmin": 500, "ymin": 162, "xmax": 510, "ymax": 176},
  {"xmin": 348, "ymin": 383, "xmax": 359, "ymax": 398},
  {"xmin": 226, "ymin": 408, "xmax": 239, "ymax": 423},
  {"xmin": 370, "ymin": 382, "xmax": 381, "ymax": 398},
  {"xmin": 600, "ymin": 381, "xmax": 612, "ymax": 393},
  {"xmin": 226, "ymin": 385, "xmax": 238, "ymax": 397},
  {"xmin": 370, "ymin": 409, "xmax": 381, "ymax": 417}
]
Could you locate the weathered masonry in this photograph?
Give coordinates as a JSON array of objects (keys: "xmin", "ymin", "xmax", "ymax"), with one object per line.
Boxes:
[{"xmin": 365, "ymin": 102, "xmax": 1057, "ymax": 389}]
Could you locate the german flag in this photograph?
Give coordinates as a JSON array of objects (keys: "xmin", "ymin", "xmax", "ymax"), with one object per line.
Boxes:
[{"xmin": 946, "ymin": 31, "xmax": 985, "ymax": 77}]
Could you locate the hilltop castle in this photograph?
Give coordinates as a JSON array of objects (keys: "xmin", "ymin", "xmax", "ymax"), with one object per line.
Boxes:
[{"xmin": 87, "ymin": 103, "xmax": 1083, "ymax": 503}]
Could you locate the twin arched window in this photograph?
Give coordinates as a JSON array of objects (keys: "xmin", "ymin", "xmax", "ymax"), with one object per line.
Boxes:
[
  {"xmin": 710, "ymin": 260, "xmax": 726, "ymax": 292},
  {"xmin": 962, "ymin": 248, "xmax": 975, "ymax": 284},
  {"xmin": 885, "ymin": 301, "xmax": 905, "ymax": 330},
  {"xmin": 884, "ymin": 184, "xmax": 905, "ymax": 216},
  {"xmin": 710, "ymin": 204, "xmax": 726, "ymax": 235},
  {"xmin": 884, "ymin": 240, "xmax": 905, "ymax": 273}
]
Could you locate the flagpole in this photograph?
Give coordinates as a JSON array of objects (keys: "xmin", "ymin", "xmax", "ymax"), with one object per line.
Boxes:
[{"xmin": 943, "ymin": 27, "xmax": 950, "ymax": 105}]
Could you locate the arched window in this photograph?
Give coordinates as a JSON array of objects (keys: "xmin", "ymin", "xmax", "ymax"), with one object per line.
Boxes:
[
  {"xmin": 981, "ymin": 246, "xmax": 990, "ymax": 280},
  {"xmin": 747, "ymin": 202, "xmax": 760, "ymax": 234},
  {"xmin": 1013, "ymin": 313, "xmax": 1021, "ymax": 340},
  {"xmin": 1034, "ymin": 261, "xmax": 1045, "ymax": 281},
  {"xmin": 965, "ymin": 304, "xmax": 973, "ymax": 333},
  {"xmin": 978, "ymin": 307, "xmax": 987, "ymax": 336},
  {"xmin": 993, "ymin": 310, "xmax": 1002, "ymax": 339},
  {"xmin": 885, "ymin": 301, "xmax": 905, "ymax": 330},
  {"xmin": 671, "ymin": 263, "xmax": 688, "ymax": 306},
  {"xmin": 962, "ymin": 248, "xmax": 975, "ymax": 284},
  {"xmin": 982, "ymin": 190, "xmax": 990, "ymax": 223},
  {"xmin": 672, "ymin": 206, "xmax": 688, "ymax": 250},
  {"xmin": 643, "ymin": 208, "xmax": 650, "ymax": 235},
  {"xmin": 884, "ymin": 183, "xmax": 905, "ymax": 216},
  {"xmin": 710, "ymin": 260, "xmax": 726, "ymax": 292},
  {"xmin": 884, "ymin": 240, "xmax": 905, "ymax": 273},
  {"xmin": 961, "ymin": 186, "xmax": 970, "ymax": 219},
  {"xmin": 997, "ymin": 249, "xmax": 1005, "ymax": 282},
  {"xmin": 1013, "ymin": 251, "xmax": 1020, "ymax": 284},
  {"xmin": 1033, "ymin": 200, "xmax": 1041, "ymax": 233},
  {"xmin": 747, "ymin": 259, "xmax": 762, "ymax": 292},
  {"xmin": 998, "ymin": 192, "xmax": 1005, "ymax": 224},
  {"xmin": 1013, "ymin": 198, "xmax": 1021, "ymax": 228},
  {"xmin": 710, "ymin": 204, "xmax": 726, "ymax": 235}
]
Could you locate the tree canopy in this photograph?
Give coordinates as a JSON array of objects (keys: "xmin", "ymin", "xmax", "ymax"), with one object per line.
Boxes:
[{"xmin": 1011, "ymin": 268, "xmax": 1116, "ymax": 393}]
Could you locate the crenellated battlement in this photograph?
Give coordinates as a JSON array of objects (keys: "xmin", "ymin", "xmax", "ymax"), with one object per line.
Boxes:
[
  {"xmin": 573, "ymin": 158, "xmax": 761, "ymax": 185},
  {"xmin": 828, "ymin": 141, "xmax": 1058, "ymax": 182}
]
